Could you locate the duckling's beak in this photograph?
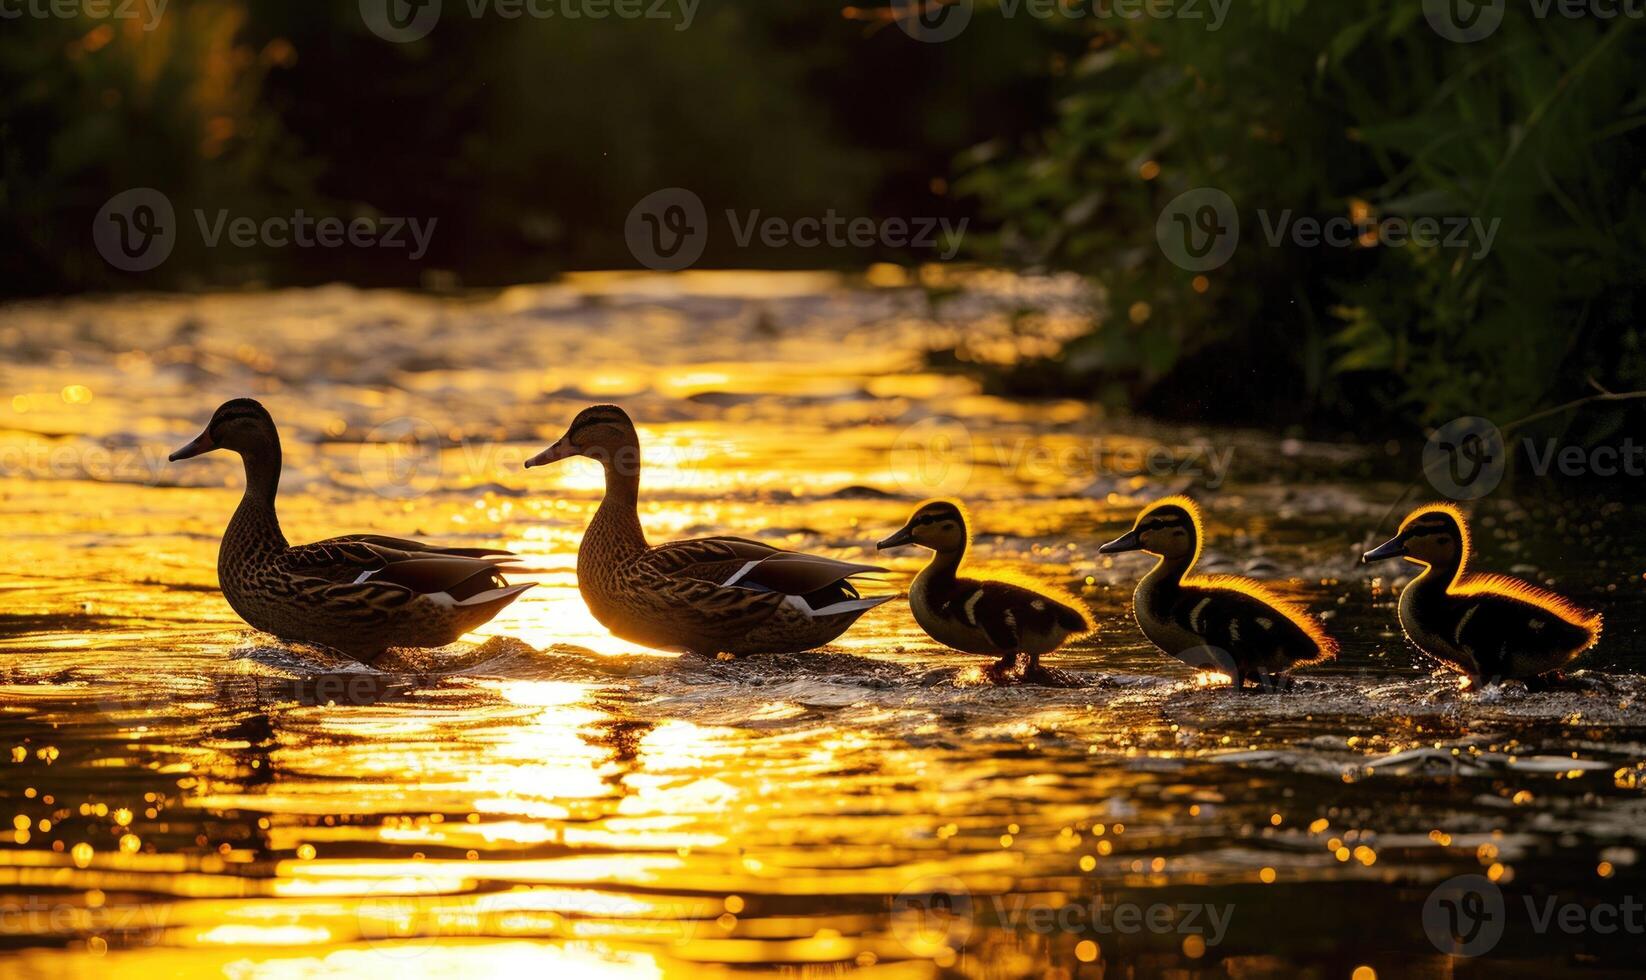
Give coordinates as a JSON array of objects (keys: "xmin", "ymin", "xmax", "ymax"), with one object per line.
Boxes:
[
  {"xmin": 1361, "ymin": 536, "xmax": 1406, "ymax": 564},
  {"xmin": 167, "ymin": 429, "xmax": 215, "ymax": 462},
  {"xmin": 876, "ymin": 526, "xmax": 915, "ymax": 550},
  {"xmin": 524, "ymin": 438, "xmax": 576, "ymax": 469},
  {"xmin": 1097, "ymin": 528, "xmax": 1143, "ymax": 554}
]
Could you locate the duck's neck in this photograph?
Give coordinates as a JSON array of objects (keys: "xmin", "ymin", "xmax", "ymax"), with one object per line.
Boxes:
[
  {"xmin": 914, "ymin": 545, "xmax": 965, "ymax": 597},
  {"xmin": 581, "ymin": 457, "xmax": 649, "ymax": 574},
  {"xmin": 222, "ymin": 445, "xmax": 287, "ymax": 570},
  {"xmin": 1408, "ymin": 554, "xmax": 1463, "ymax": 597},
  {"xmin": 1139, "ymin": 553, "xmax": 1192, "ymax": 604}
]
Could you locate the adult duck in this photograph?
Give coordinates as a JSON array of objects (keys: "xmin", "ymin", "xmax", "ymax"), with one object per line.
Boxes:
[
  {"xmin": 169, "ymin": 399, "xmax": 531, "ymax": 660},
  {"xmin": 1099, "ymin": 496, "xmax": 1337, "ymax": 690},
  {"xmin": 1362, "ymin": 503, "xmax": 1601, "ymax": 689},
  {"xmin": 524, "ymin": 404, "xmax": 890, "ymax": 655}
]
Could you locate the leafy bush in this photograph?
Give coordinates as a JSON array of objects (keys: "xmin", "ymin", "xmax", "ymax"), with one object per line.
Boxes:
[{"xmin": 957, "ymin": 0, "xmax": 1646, "ymax": 431}]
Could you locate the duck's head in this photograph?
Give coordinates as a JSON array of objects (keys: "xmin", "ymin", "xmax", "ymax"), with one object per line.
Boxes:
[
  {"xmin": 1362, "ymin": 503, "xmax": 1467, "ymax": 569},
  {"xmin": 169, "ymin": 398, "xmax": 279, "ymax": 462},
  {"xmin": 1098, "ymin": 496, "xmax": 1201, "ymax": 561},
  {"xmin": 525, "ymin": 404, "xmax": 640, "ymax": 474},
  {"xmin": 877, "ymin": 499, "xmax": 969, "ymax": 554}
]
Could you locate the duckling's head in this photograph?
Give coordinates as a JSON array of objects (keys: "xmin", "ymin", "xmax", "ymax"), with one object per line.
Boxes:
[
  {"xmin": 525, "ymin": 404, "xmax": 640, "ymax": 474},
  {"xmin": 877, "ymin": 499, "xmax": 969, "ymax": 554},
  {"xmin": 1098, "ymin": 496, "xmax": 1201, "ymax": 561},
  {"xmin": 1362, "ymin": 503, "xmax": 1467, "ymax": 569},
  {"xmin": 168, "ymin": 398, "xmax": 279, "ymax": 462}
]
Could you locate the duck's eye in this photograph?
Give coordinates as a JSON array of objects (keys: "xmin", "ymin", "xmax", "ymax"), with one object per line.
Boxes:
[{"xmin": 940, "ymin": 522, "xmax": 956, "ymax": 532}]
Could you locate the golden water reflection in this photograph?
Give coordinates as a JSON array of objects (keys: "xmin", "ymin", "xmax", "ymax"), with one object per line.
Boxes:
[{"xmin": 2, "ymin": 274, "xmax": 1643, "ymax": 976}]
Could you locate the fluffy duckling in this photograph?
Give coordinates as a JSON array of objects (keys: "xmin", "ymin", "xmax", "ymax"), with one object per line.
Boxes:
[
  {"xmin": 1362, "ymin": 503, "xmax": 1601, "ymax": 689},
  {"xmin": 168, "ymin": 399, "xmax": 531, "ymax": 661},
  {"xmin": 877, "ymin": 500, "xmax": 1094, "ymax": 684},
  {"xmin": 1099, "ymin": 496, "xmax": 1336, "ymax": 690}
]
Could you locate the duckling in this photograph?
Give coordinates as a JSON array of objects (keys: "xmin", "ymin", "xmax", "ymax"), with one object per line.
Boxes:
[
  {"xmin": 524, "ymin": 405, "xmax": 891, "ymax": 656},
  {"xmin": 876, "ymin": 499, "xmax": 1094, "ymax": 684},
  {"xmin": 168, "ymin": 399, "xmax": 532, "ymax": 661},
  {"xmin": 1361, "ymin": 503, "xmax": 1601, "ymax": 689},
  {"xmin": 1099, "ymin": 496, "xmax": 1336, "ymax": 690}
]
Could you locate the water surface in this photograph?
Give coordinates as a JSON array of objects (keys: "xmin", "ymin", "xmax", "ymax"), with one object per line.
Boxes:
[{"xmin": 2, "ymin": 272, "xmax": 1643, "ymax": 978}]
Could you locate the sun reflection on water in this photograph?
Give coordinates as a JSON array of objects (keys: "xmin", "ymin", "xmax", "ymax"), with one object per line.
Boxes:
[{"xmin": 1, "ymin": 275, "xmax": 1642, "ymax": 976}]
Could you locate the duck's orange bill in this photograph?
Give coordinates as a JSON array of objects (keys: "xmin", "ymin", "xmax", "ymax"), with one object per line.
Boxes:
[
  {"xmin": 524, "ymin": 439, "xmax": 576, "ymax": 468},
  {"xmin": 168, "ymin": 429, "xmax": 215, "ymax": 462}
]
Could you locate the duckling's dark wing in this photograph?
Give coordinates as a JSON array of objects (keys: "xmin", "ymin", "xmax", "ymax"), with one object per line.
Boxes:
[
  {"xmin": 948, "ymin": 579, "xmax": 1089, "ymax": 651},
  {"xmin": 1451, "ymin": 592, "xmax": 1595, "ymax": 677},
  {"xmin": 1170, "ymin": 584, "xmax": 1327, "ymax": 663}
]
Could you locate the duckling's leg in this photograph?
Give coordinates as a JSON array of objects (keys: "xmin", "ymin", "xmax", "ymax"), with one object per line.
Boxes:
[
  {"xmin": 1018, "ymin": 652, "xmax": 1081, "ymax": 688},
  {"xmin": 983, "ymin": 652, "xmax": 1025, "ymax": 685}
]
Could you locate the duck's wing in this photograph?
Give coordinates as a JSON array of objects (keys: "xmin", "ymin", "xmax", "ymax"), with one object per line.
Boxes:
[
  {"xmin": 275, "ymin": 537, "xmax": 527, "ymax": 605},
  {"xmin": 1175, "ymin": 577, "xmax": 1338, "ymax": 663},
  {"xmin": 322, "ymin": 533, "xmax": 516, "ymax": 560},
  {"xmin": 937, "ymin": 578, "xmax": 1091, "ymax": 651},
  {"xmin": 1449, "ymin": 582, "xmax": 1600, "ymax": 673},
  {"xmin": 642, "ymin": 537, "xmax": 884, "ymax": 595},
  {"xmin": 626, "ymin": 537, "xmax": 888, "ymax": 624}
]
